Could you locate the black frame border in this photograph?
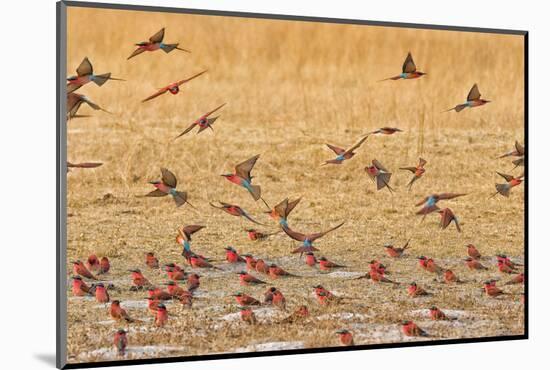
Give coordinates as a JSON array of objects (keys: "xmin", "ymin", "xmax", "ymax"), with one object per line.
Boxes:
[{"xmin": 56, "ymin": 1, "xmax": 528, "ymax": 369}]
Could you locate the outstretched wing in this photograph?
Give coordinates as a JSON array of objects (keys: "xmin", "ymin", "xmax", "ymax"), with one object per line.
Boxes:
[
  {"xmin": 285, "ymin": 197, "xmax": 301, "ymax": 218},
  {"xmin": 437, "ymin": 193, "xmax": 466, "ymax": 201},
  {"xmin": 142, "ymin": 87, "xmax": 169, "ymax": 102},
  {"xmin": 127, "ymin": 48, "xmax": 145, "ymax": 60},
  {"xmin": 76, "ymin": 57, "xmax": 93, "ymax": 76},
  {"xmin": 402, "ymin": 52, "xmax": 416, "ymax": 73},
  {"xmin": 418, "ymin": 158, "xmax": 427, "ymax": 168},
  {"xmin": 496, "ymin": 172, "xmax": 515, "ymax": 182},
  {"xmin": 175, "ymin": 70, "xmax": 207, "ymax": 87},
  {"xmin": 174, "ymin": 122, "xmax": 198, "ymax": 139},
  {"xmin": 467, "ymin": 84, "xmax": 481, "ymax": 101},
  {"xmin": 345, "ymin": 135, "xmax": 369, "ymax": 154},
  {"xmin": 146, "ymin": 189, "xmax": 167, "ymax": 197},
  {"xmin": 149, "ymin": 28, "xmax": 165, "ymax": 43},
  {"xmin": 309, "ymin": 221, "xmax": 345, "ymax": 242},
  {"xmin": 161, "ymin": 168, "xmax": 177, "ymax": 188},
  {"xmin": 326, "ymin": 143, "xmax": 345, "ymax": 155},
  {"xmin": 372, "ymin": 159, "xmax": 389, "ymax": 172},
  {"xmin": 415, "ymin": 196, "xmax": 430, "ymax": 206},
  {"xmin": 515, "ymin": 141, "xmax": 524, "ymax": 155},
  {"xmin": 182, "ymin": 225, "xmax": 205, "ymax": 239},
  {"xmin": 67, "ymin": 162, "xmax": 103, "ymax": 168},
  {"xmin": 235, "ymin": 154, "xmax": 260, "ymax": 182},
  {"xmin": 273, "ymin": 198, "xmax": 289, "ymax": 217},
  {"xmin": 399, "ymin": 166, "xmax": 417, "ymax": 173},
  {"xmin": 281, "ymin": 225, "xmax": 307, "ymax": 242}
]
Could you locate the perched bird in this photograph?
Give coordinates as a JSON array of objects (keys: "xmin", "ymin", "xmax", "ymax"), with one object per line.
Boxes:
[
  {"xmin": 71, "ymin": 260, "xmax": 97, "ymax": 280},
  {"xmin": 407, "ymin": 282, "xmax": 430, "ymax": 297},
  {"xmin": 145, "ymin": 297, "xmax": 160, "ymax": 315},
  {"xmin": 145, "ymin": 252, "xmax": 160, "ymax": 269},
  {"xmin": 210, "ymin": 202, "xmax": 266, "ymax": 225},
  {"xmin": 67, "ymin": 92, "xmax": 110, "ymax": 119},
  {"xmin": 186, "ymin": 274, "xmax": 200, "ymax": 294},
  {"xmin": 369, "ymin": 269, "xmax": 399, "ymax": 284},
  {"xmin": 189, "ymin": 254, "xmax": 220, "ymax": 270},
  {"xmin": 305, "ymin": 252, "xmax": 317, "ymax": 267},
  {"xmin": 128, "ymin": 28, "xmax": 190, "ymax": 60},
  {"xmin": 155, "ymin": 303, "xmax": 168, "ymax": 327},
  {"xmin": 504, "ymin": 273, "xmax": 524, "ymax": 285},
  {"xmin": 268, "ymin": 264, "xmax": 297, "ymax": 279},
  {"xmin": 336, "ymin": 329, "xmax": 355, "ymax": 346},
  {"xmin": 483, "ymin": 281, "xmax": 508, "ymax": 298},
  {"xmin": 445, "ymin": 84, "xmax": 491, "ymax": 112},
  {"xmin": 232, "ymin": 292, "xmax": 261, "ymax": 306},
  {"xmin": 263, "ymin": 287, "xmax": 277, "ymax": 305},
  {"xmin": 318, "ymin": 256, "xmax": 346, "ymax": 271},
  {"xmin": 322, "ymin": 135, "xmax": 369, "ymax": 165},
  {"xmin": 443, "ymin": 269, "xmax": 463, "ymax": 284},
  {"xmin": 464, "ymin": 257, "xmax": 488, "ymax": 270},
  {"xmin": 239, "ymin": 306, "xmax": 257, "ymax": 324},
  {"xmin": 129, "ymin": 269, "xmax": 152, "ymax": 290},
  {"xmin": 466, "ymin": 244, "xmax": 482, "ymax": 260},
  {"xmin": 367, "ymin": 127, "xmax": 403, "ymax": 135},
  {"xmin": 417, "ymin": 256, "xmax": 443, "ymax": 274},
  {"xmin": 497, "ymin": 260, "xmax": 517, "ymax": 274},
  {"xmin": 67, "ymin": 162, "xmax": 103, "ymax": 171},
  {"xmin": 221, "ymin": 154, "xmax": 269, "ymax": 207},
  {"xmin": 165, "ymin": 281, "xmax": 190, "ymax": 299},
  {"xmin": 99, "ymin": 257, "xmax": 110, "ymax": 274},
  {"xmin": 164, "ymin": 264, "xmax": 187, "ymax": 281},
  {"xmin": 86, "ymin": 254, "xmax": 100, "ymax": 272},
  {"xmin": 147, "ymin": 287, "xmax": 172, "ymax": 301},
  {"xmin": 177, "ymin": 225, "xmax": 205, "ymax": 263},
  {"xmin": 238, "ymin": 271, "xmax": 266, "ymax": 286},
  {"xmin": 174, "ymin": 103, "xmax": 226, "ymax": 138},
  {"xmin": 492, "ymin": 172, "xmax": 524, "ymax": 198},
  {"xmin": 113, "ymin": 329, "xmax": 127, "ymax": 356},
  {"xmin": 401, "ymin": 320, "xmax": 429, "ymax": 337},
  {"xmin": 282, "ymin": 222, "xmax": 345, "ymax": 256},
  {"xmin": 498, "ymin": 141, "xmax": 524, "ymax": 159},
  {"xmin": 95, "ymin": 283, "xmax": 110, "ymax": 303},
  {"xmin": 266, "ymin": 197, "xmax": 301, "ymax": 227},
  {"xmin": 365, "ymin": 159, "xmax": 394, "ymax": 193},
  {"xmin": 142, "ymin": 71, "xmax": 206, "ymax": 102},
  {"xmin": 497, "ymin": 254, "xmax": 523, "ymax": 269},
  {"xmin": 243, "ymin": 254, "xmax": 257, "ymax": 271},
  {"xmin": 272, "ymin": 289, "xmax": 287, "ymax": 310},
  {"xmin": 67, "ymin": 57, "xmax": 124, "ymax": 93},
  {"xmin": 380, "ymin": 52, "xmax": 426, "ymax": 81},
  {"xmin": 255, "ymin": 259, "xmax": 270, "ymax": 274},
  {"xmin": 400, "ymin": 158, "xmax": 427, "ymax": 190},
  {"xmin": 384, "ymin": 239, "xmax": 411, "ymax": 258},
  {"xmin": 72, "ymin": 276, "xmax": 91, "ymax": 296},
  {"xmin": 110, "ymin": 300, "xmax": 134, "ymax": 323},
  {"xmin": 429, "ymin": 306, "xmax": 454, "ymax": 321},
  {"xmin": 245, "ymin": 229, "xmax": 280, "ymax": 241},
  {"xmin": 280, "ymin": 305, "xmax": 309, "ymax": 324},
  {"xmin": 146, "ymin": 168, "xmax": 193, "ymax": 208},
  {"xmin": 225, "ymin": 246, "xmax": 245, "ymax": 263},
  {"xmin": 438, "ymin": 208, "xmax": 461, "ymax": 232},
  {"xmin": 415, "ymin": 193, "xmax": 466, "ymax": 220}
]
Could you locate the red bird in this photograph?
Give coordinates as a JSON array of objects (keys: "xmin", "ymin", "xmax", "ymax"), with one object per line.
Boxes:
[
  {"xmin": 264, "ymin": 287, "xmax": 276, "ymax": 305},
  {"xmin": 239, "ymin": 306, "xmax": 257, "ymax": 324},
  {"xmin": 305, "ymin": 252, "xmax": 317, "ymax": 267},
  {"xmin": 221, "ymin": 154, "xmax": 269, "ymax": 206},
  {"xmin": 245, "ymin": 229, "xmax": 280, "ymax": 241},
  {"xmin": 318, "ymin": 256, "xmax": 346, "ymax": 271},
  {"xmin": 467, "ymin": 244, "xmax": 482, "ymax": 259},
  {"xmin": 438, "ymin": 208, "xmax": 461, "ymax": 232},
  {"xmin": 95, "ymin": 283, "xmax": 110, "ymax": 303},
  {"xmin": 504, "ymin": 273, "xmax": 524, "ymax": 285},
  {"xmin": 210, "ymin": 201, "xmax": 266, "ymax": 226},
  {"xmin": 113, "ymin": 329, "xmax": 127, "ymax": 356},
  {"xmin": 177, "ymin": 225, "xmax": 206, "ymax": 263},
  {"xmin": 407, "ymin": 282, "xmax": 430, "ymax": 297},
  {"xmin": 336, "ymin": 329, "xmax": 355, "ymax": 346},
  {"xmin": 129, "ymin": 269, "xmax": 152, "ymax": 290},
  {"xmin": 72, "ymin": 260, "xmax": 97, "ymax": 280},
  {"xmin": 322, "ymin": 135, "xmax": 369, "ymax": 165},
  {"xmin": 110, "ymin": 300, "xmax": 134, "ymax": 323},
  {"xmin": 145, "ymin": 297, "xmax": 160, "ymax": 315},
  {"xmin": 443, "ymin": 269, "xmax": 463, "ymax": 284},
  {"xmin": 145, "ymin": 252, "xmax": 160, "ymax": 269},
  {"xmin": 368, "ymin": 127, "xmax": 403, "ymax": 135},
  {"xmin": 128, "ymin": 28, "xmax": 190, "ymax": 60},
  {"xmin": 238, "ymin": 271, "xmax": 267, "ymax": 286},
  {"xmin": 187, "ymin": 273, "xmax": 201, "ymax": 293},
  {"xmin": 365, "ymin": 159, "xmax": 394, "ymax": 193},
  {"xmin": 189, "ymin": 254, "xmax": 220, "ymax": 270},
  {"xmin": 497, "ymin": 254, "xmax": 523, "ymax": 269},
  {"xmin": 401, "ymin": 320, "xmax": 429, "ymax": 337},
  {"xmin": 175, "ymin": 103, "xmax": 226, "ymax": 138},
  {"xmin": 272, "ymin": 289, "xmax": 287, "ymax": 310},
  {"xmin": 255, "ymin": 259, "xmax": 270, "ymax": 274},
  {"xmin": 483, "ymin": 281, "xmax": 508, "ymax": 298},
  {"xmin": 498, "ymin": 140, "xmax": 524, "ymax": 159},
  {"xmin": 415, "ymin": 193, "xmax": 466, "ymax": 220},
  {"xmin": 179, "ymin": 291, "xmax": 193, "ymax": 307},
  {"xmin": 72, "ymin": 276, "xmax": 91, "ymax": 296},
  {"xmin": 384, "ymin": 239, "xmax": 411, "ymax": 258},
  {"xmin": 232, "ymin": 292, "xmax": 261, "ymax": 306},
  {"xmin": 464, "ymin": 257, "xmax": 488, "ymax": 270},
  {"xmin": 86, "ymin": 254, "xmax": 100, "ymax": 272},
  {"xmin": 99, "ymin": 257, "xmax": 110, "ymax": 274},
  {"xmin": 369, "ymin": 269, "xmax": 399, "ymax": 284},
  {"xmin": 165, "ymin": 281, "xmax": 190, "ymax": 299},
  {"xmin": 400, "ymin": 158, "xmax": 427, "ymax": 190},
  {"xmin": 155, "ymin": 304, "xmax": 168, "ymax": 327},
  {"xmin": 280, "ymin": 305, "xmax": 310, "ymax": 323},
  {"xmin": 429, "ymin": 306, "xmax": 454, "ymax": 321},
  {"xmin": 147, "ymin": 287, "xmax": 172, "ymax": 301},
  {"xmin": 146, "ymin": 168, "xmax": 193, "ymax": 208},
  {"xmin": 445, "ymin": 84, "xmax": 490, "ymax": 112},
  {"xmin": 67, "ymin": 161, "xmax": 103, "ymax": 172},
  {"xmin": 67, "ymin": 57, "xmax": 124, "ymax": 93},
  {"xmin": 225, "ymin": 246, "xmax": 246, "ymax": 263},
  {"xmin": 268, "ymin": 264, "xmax": 297, "ymax": 279},
  {"xmin": 497, "ymin": 260, "xmax": 517, "ymax": 274},
  {"xmin": 266, "ymin": 197, "xmax": 301, "ymax": 228},
  {"xmin": 243, "ymin": 254, "xmax": 257, "ymax": 271},
  {"xmin": 164, "ymin": 264, "xmax": 186, "ymax": 281},
  {"xmin": 282, "ymin": 222, "xmax": 345, "ymax": 256},
  {"xmin": 492, "ymin": 172, "xmax": 524, "ymax": 198},
  {"xmin": 379, "ymin": 52, "xmax": 425, "ymax": 81}
]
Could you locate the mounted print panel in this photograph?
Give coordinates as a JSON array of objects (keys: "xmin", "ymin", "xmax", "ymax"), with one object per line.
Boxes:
[{"xmin": 57, "ymin": 1, "xmax": 527, "ymax": 368}]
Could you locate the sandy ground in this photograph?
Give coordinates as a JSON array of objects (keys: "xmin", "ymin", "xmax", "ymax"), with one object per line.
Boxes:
[{"xmin": 65, "ymin": 5, "xmax": 525, "ymax": 364}]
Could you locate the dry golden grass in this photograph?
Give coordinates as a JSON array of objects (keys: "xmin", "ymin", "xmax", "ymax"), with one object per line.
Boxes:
[{"xmin": 65, "ymin": 6, "xmax": 525, "ymax": 364}]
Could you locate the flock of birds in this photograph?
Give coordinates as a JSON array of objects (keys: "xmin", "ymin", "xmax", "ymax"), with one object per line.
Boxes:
[{"xmin": 67, "ymin": 27, "xmax": 525, "ymax": 357}]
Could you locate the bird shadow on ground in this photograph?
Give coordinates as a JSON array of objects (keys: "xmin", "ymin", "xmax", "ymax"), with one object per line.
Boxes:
[{"xmin": 34, "ymin": 353, "xmax": 56, "ymax": 367}]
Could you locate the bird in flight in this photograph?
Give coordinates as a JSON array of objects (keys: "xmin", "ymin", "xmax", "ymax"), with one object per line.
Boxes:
[
  {"xmin": 445, "ymin": 84, "xmax": 491, "ymax": 112},
  {"xmin": 174, "ymin": 103, "xmax": 226, "ymax": 139},
  {"xmin": 67, "ymin": 57, "xmax": 124, "ymax": 93},
  {"xmin": 365, "ymin": 159, "xmax": 394, "ymax": 193},
  {"xmin": 221, "ymin": 154, "xmax": 269, "ymax": 207},
  {"xmin": 282, "ymin": 222, "xmax": 345, "ymax": 256},
  {"xmin": 67, "ymin": 93, "xmax": 110, "ymax": 119},
  {"xmin": 322, "ymin": 134, "xmax": 369, "ymax": 165},
  {"xmin": 145, "ymin": 168, "xmax": 193, "ymax": 208},
  {"xmin": 128, "ymin": 28, "xmax": 190, "ymax": 60},
  {"xmin": 142, "ymin": 70, "xmax": 207, "ymax": 102},
  {"xmin": 209, "ymin": 201, "xmax": 266, "ymax": 225},
  {"xmin": 399, "ymin": 158, "xmax": 427, "ymax": 190},
  {"xmin": 491, "ymin": 172, "xmax": 524, "ymax": 198},
  {"xmin": 379, "ymin": 52, "xmax": 426, "ymax": 81}
]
